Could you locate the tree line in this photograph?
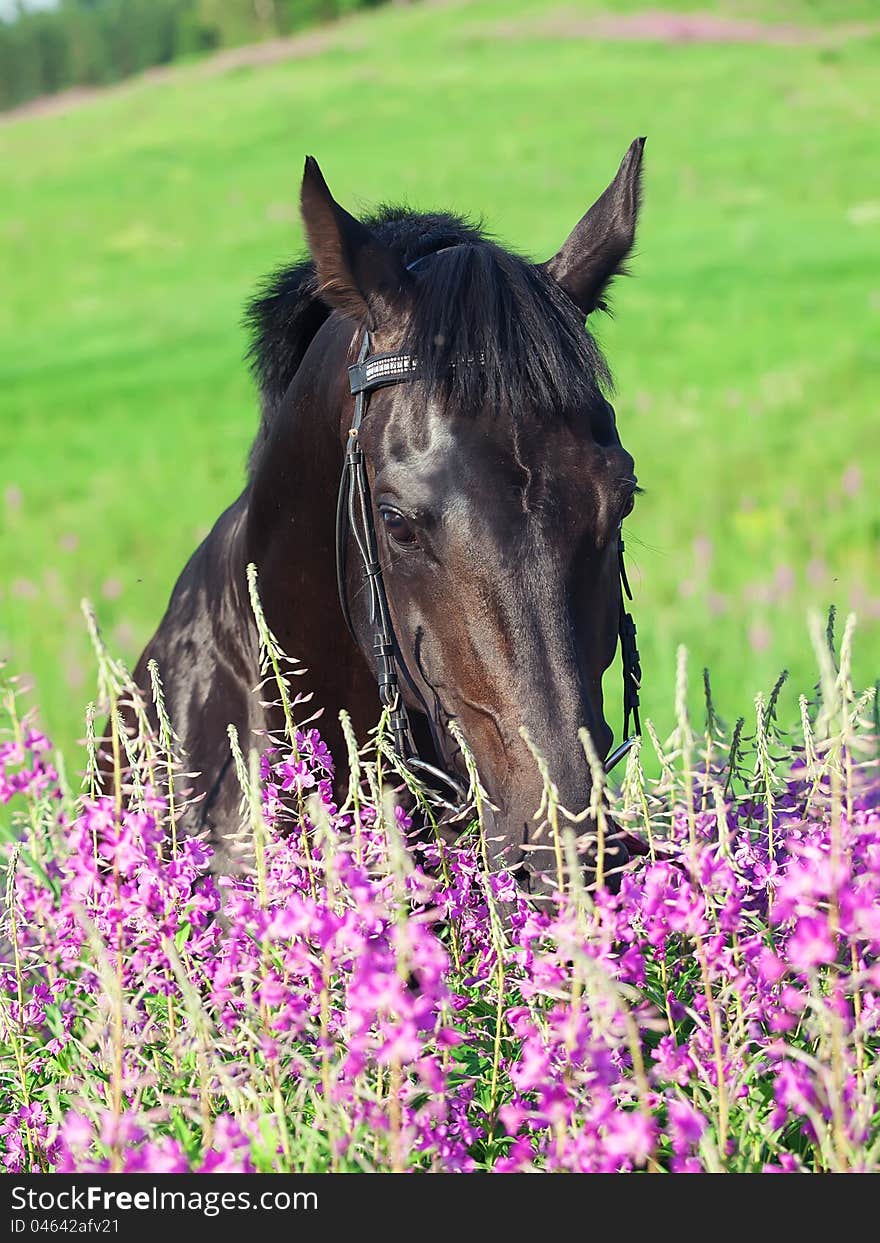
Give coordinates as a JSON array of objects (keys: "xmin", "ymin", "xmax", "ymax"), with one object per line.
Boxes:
[{"xmin": 1, "ymin": 0, "xmax": 390, "ymax": 111}]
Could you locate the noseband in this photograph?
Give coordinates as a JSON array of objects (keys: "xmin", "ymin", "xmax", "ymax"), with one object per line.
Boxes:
[{"xmin": 335, "ymin": 330, "xmax": 643, "ymax": 801}]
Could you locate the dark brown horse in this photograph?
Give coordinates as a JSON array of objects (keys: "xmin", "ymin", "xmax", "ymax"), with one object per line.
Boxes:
[{"xmin": 130, "ymin": 140, "xmax": 646, "ymax": 895}]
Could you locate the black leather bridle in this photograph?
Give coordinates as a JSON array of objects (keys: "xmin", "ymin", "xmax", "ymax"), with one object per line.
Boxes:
[{"xmin": 335, "ymin": 330, "xmax": 643, "ymax": 807}]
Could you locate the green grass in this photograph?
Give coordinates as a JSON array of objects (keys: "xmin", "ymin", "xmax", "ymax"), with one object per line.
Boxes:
[{"xmin": 1, "ymin": 0, "xmax": 879, "ymax": 764}]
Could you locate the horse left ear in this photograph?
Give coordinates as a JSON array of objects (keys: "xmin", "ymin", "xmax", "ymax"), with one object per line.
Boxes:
[
  {"xmin": 300, "ymin": 156, "xmax": 412, "ymax": 329},
  {"xmin": 543, "ymin": 137, "xmax": 645, "ymax": 315}
]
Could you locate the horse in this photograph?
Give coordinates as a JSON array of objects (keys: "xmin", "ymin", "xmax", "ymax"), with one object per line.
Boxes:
[{"xmin": 128, "ymin": 139, "xmax": 646, "ymax": 897}]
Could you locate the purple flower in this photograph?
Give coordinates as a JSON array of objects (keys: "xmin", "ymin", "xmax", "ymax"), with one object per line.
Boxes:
[
  {"xmin": 279, "ymin": 758, "xmax": 316, "ymax": 794},
  {"xmin": 603, "ymin": 1111, "xmax": 656, "ymax": 1167},
  {"xmin": 667, "ymin": 1099, "xmax": 707, "ymax": 1152},
  {"xmin": 788, "ymin": 916, "xmax": 837, "ymax": 972},
  {"xmin": 2, "ymin": 678, "xmax": 879, "ymax": 1176}
]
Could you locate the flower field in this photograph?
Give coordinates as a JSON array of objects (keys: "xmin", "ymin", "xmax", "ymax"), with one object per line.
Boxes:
[{"xmin": 1, "ymin": 597, "xmax": 878, "ymax": 1174}]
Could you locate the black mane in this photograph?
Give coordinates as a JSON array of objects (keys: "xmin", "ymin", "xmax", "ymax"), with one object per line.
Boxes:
[{"xmin": 245, "ymin": 206, "xmax": 610, "ymax": 473}]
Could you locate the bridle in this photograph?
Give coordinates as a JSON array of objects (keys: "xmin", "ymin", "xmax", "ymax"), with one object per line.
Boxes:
[{"xmin": 335, "ymin": 329, "xmax": 643, "ymax": 809}]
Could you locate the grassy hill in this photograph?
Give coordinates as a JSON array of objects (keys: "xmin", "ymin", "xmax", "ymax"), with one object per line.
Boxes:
[{"xmin": 1, "ymin": 0, "xmax": 878, "ymax": 764}]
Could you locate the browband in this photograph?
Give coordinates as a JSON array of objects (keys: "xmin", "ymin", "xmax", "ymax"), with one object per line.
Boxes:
[{"xmin": 349, "ymin": 352, "xmax": 418, "ymax": 394}]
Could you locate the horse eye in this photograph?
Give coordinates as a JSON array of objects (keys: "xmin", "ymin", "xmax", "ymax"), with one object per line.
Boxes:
[{"xmin": 381, "ymin": 508, "xmax": 418, "ymax": 547}]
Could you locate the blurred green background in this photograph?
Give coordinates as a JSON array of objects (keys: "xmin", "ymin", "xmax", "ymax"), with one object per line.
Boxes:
[{"xmin": 1, "ymin": 0, "xmax": 878, "ymax": 765}]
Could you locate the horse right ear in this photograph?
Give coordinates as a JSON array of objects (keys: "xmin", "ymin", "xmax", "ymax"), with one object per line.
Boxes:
[
  {"xmin": 300, "ymin": 157, "xmax": 412, "ymax": 329},
  {"xmin": 543, "ymin": 138, "xmax": 645, "ymax": 315}
]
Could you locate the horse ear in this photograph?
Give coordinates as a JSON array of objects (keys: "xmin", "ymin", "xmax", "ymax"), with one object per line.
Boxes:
[
  {"xmin": 300, "ymin": 156, "xmax": 412, "ymax": 328},
  {"xmin": 543, "ymin": 137, "xmax": 645, "ymax": 315}
]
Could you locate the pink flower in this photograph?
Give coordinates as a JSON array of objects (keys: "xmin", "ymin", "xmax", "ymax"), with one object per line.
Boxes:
[
  {"xmin": 788, "ymin": 916, "xmax": 837, "ymax": 972},
  {"xmin": 99, "ymin": 1112, "xmax": 145, "ymax": 1149},
  {"xmin": 123, "ymin": 1138, "xmax": 188, "ymax": 1173},
  {"xmin": 59, "ymin": 1113, "xmax": 94, "ymax": 1154},
  {"xmin": 667, "ymin": 1099, "xmax": 707, "ymax": 1152},
  {"xmin": 279, "ymin": 758, "xmax": 316, "ymax": 794},
  {"xmin": 603, "ymin": 1111, "xmax": 656, "ymax": 1167},
  {"xmin": 24, "ymin": 729, "xmax": 51, "ymax": 754},
  {"xmin": 758, "ymin": 948, "xmax": 787, "ymax": 985}
]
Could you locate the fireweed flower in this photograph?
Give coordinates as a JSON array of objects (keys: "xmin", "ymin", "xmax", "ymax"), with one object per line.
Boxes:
[
  {"xmin": 667, "ymin": 1098, "xmax": 707, "ymax": 1151},
  {"xmin": 0, "ymin": 630, "xmax": 878, "ymax": 1173}
]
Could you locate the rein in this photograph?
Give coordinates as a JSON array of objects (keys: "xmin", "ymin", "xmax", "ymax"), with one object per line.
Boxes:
[{"xmin": 335, "ymin": 329, "xmax": 643, "ymax": 803}]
